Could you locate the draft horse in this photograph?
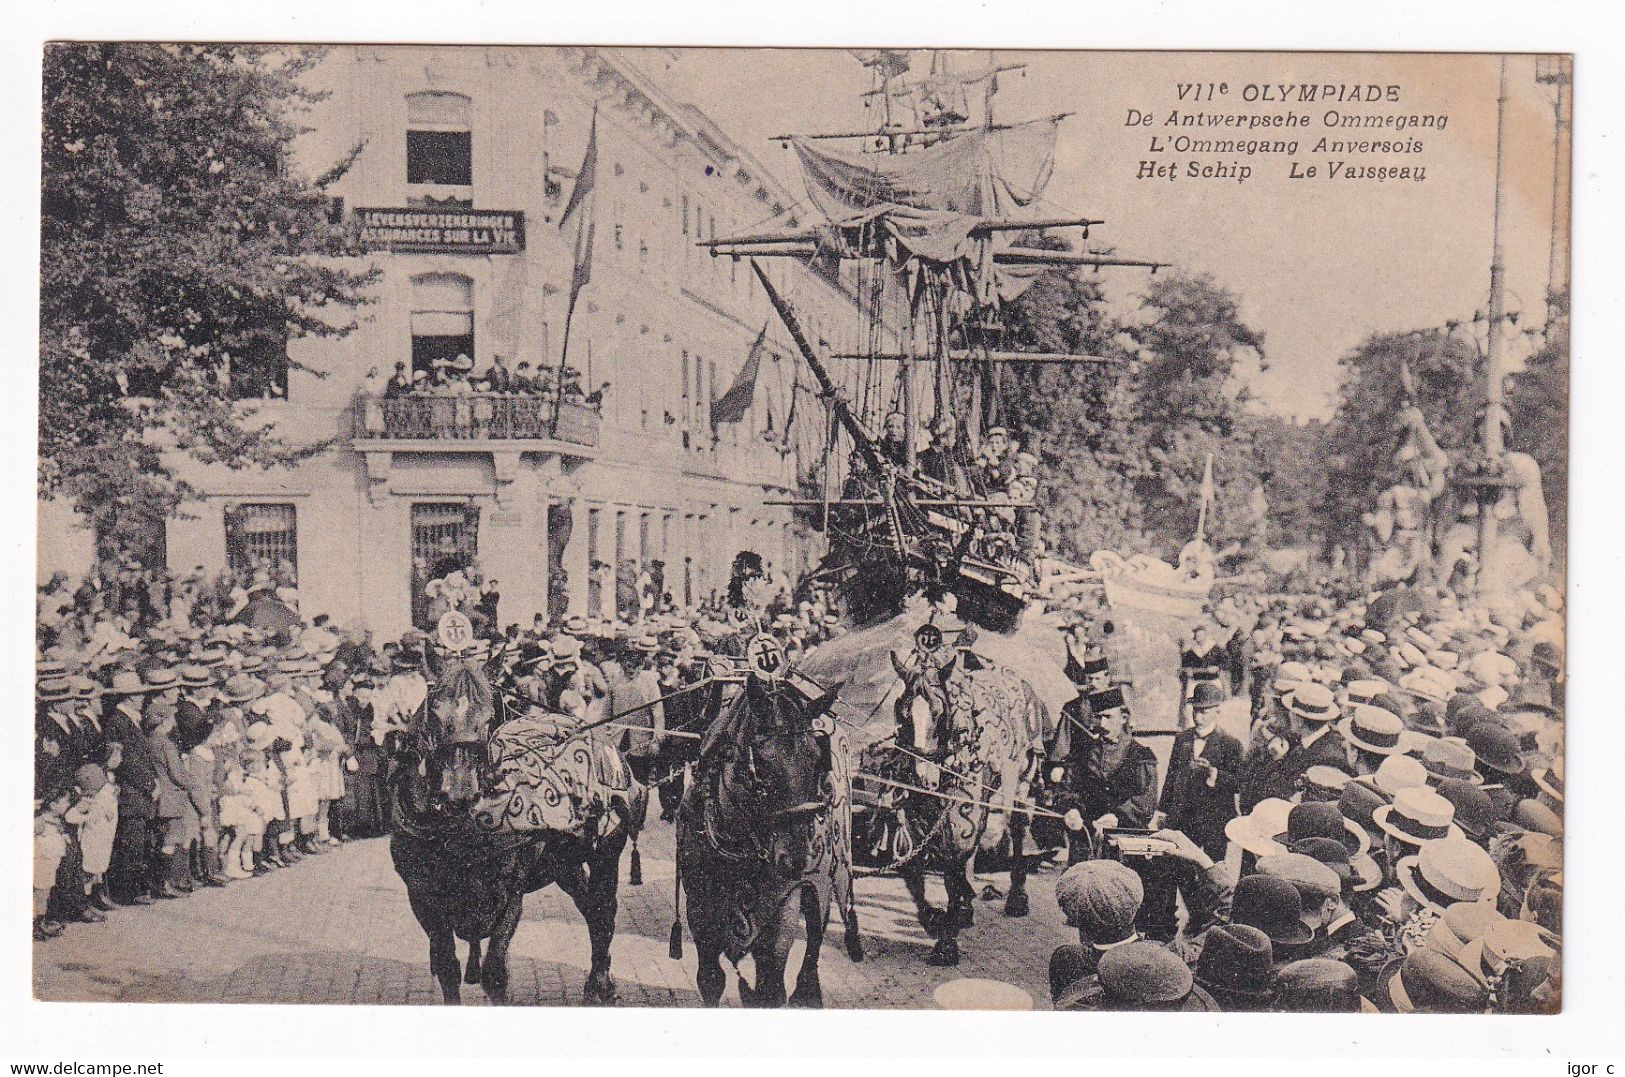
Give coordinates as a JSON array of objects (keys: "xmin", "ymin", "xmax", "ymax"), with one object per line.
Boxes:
[
  {"xmin": 673, "ymin": 671, "xmax": 862, "ymax": 1008},
  {"xmin": 888, "ymin": 626, "xmax": 1049, "ymax": 966},
  {"xmin": 388, "ymin": 649, "xmax": 642, "ymax": 1004}
]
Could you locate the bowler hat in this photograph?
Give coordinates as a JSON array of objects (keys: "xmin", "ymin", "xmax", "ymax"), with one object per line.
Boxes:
[
  {"xmin": 1194, "ymin": 924, "xmax": 1275, "ymax": 1007},
  {"xmin": 103, "ymin": 669, "xmax": 152, "ymax": 696},
  {"xmin": 1502, "ymin": 680, "xmax": 1556, "ymax": 716},
  {"xmin": 1512, "ymin": 798, "xmax": 1562, "ymax": 837},
  {"xmin": 1190, "ymin": 681, "xmax": 1225, "ymax": 710},
  {"xmin": 1384, "ymin": 950, "xmax": 1488, "ymax": 1013},
  {"xmin": 1465, "ymin": 722, "xmax": 1526, "ymax": 776},
  {"xmin": 1095, "ymin": 942, "xmax": 1216, "ymax": 1011},
  {"xmin": 1287, "ymin": 800, "xmax": 1370, "ymax": 857},
  {"xmin": 1231, "ymin": 874, "xmax": 1313, "ymax": 946},
  {"xmin": 1395, "ymin": 837, "xmax": 1500, "ymax": 911},
  {"xmin": 1374, "ymin": 787, "xmax": 1464, "ymax": 846},
  {"xmin": 1426, "ymin": 900, "xmax": 1507, "ymax": 971},
  {"xmin": 1255, "ymin": 852, "xmax": 1342, "ymax": 907},
  {"xmin": 1421, "ymin": 738, "xmax": 1483, "ymax": 785},
  {"xmin": 1433, "ymin": 778, "xmax": 1498, "ymax": 842},
  {"xmin": 1272, "ymin": 958, "xmax": 1364, "ymax": 1013}
]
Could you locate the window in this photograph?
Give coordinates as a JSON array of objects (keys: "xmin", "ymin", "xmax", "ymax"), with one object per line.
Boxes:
[
  {"xmin": 680, "ymin": 350, "xmax": 691, "ymax": 449},
  {"xmin": 225, "ymin": 503, "xmax": 298, "ymax": 585},
  {"xmin": 586, "ymin": 507, "xmax": 603, "ymax": 617},
  {"xmin": 410, "ymin": 273, "xmax": 474, "ymax": 375},
  {"xmin": 406, "ymin": 92, "xmax": 472, "ymax": 187},
  {"xmin": 410, "ymin": 502, "xmax": 478, "ymax": 629}
]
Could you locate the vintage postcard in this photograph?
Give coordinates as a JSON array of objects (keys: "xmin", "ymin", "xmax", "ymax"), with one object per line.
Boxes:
[{"xmin": 33, "ymin": 44, "xmax": 1566, "ymax": 1015}]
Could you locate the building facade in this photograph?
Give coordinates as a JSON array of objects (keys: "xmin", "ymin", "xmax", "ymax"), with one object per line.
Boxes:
[{"xmin": 42, "ymin": 46, "xmax": 890, "ymax": 639}]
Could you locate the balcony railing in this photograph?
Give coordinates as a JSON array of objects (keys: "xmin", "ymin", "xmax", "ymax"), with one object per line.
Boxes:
[{"xmin": 353, "ymin": 394, "xmax": 601, "ymax": 448}]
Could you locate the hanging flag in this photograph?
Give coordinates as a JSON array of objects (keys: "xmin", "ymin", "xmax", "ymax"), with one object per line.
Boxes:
[
  {"xmin": 557, "ymin": 109, "xmax": 598, "ymax": 371},
  {"xmin": 560, "ymin": 111, "xmax": 597, "ymax": 238},
  {"xmin": 712, "ymin": 324, "xmax": 768, "ymax": 428}
]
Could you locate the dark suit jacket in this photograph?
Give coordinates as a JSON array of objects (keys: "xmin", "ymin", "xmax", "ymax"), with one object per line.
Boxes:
[
  {"xmin": 1078, "ymin": 739, "xmax": 1160, "ymax": 829},
  {"xmin": 103, "ymin": 706, "xmax": 157, "ymax": 818},
  {"xmin": 1160, "ymin": 727, "xmax": 1244, "ymax": 856},
  {"xmin": 1240, "ymin": 726, "xmax": 1352, "ymax": 811}
]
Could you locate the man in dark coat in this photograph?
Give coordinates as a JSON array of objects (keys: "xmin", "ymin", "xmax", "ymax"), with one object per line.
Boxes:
[
  {"xmin": 102, "ymin": 674, "xmax": 160, "ymax": 905},
  {"xmin": 1240, "ymin": 683, "xmax": 1351, "ymax": 811},
  {"xmin": 1159, "ymin": 680, "xmax": 1245, "ymax": 859},
  {"xmin": 1067, "ymin": 688, "xmax": 1159, "ymax": 864}
]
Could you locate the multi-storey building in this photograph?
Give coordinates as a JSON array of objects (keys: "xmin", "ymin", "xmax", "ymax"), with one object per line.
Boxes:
[{"xmin": 40, "ymin": 46, "xmax": 894, "ymax": 638}]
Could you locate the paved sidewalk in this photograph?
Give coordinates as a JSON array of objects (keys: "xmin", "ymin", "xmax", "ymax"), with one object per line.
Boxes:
[{"xmin": 34, "ymin": 819, "xmax": 1077, "ymax": 1009}]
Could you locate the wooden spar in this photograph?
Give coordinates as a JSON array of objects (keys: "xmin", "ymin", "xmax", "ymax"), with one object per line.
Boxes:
[
  {"xmin": 769, "ymin": 112, "xmax": 1072, "ymax": 141},
  {"xmin": 749, "ymin": 260, "xmax": 889, "ymax": 484},
  {"xmin": 993, "ymin": 251, "xmax": 1168, "ymax": 270},
  {"xmin": 829, "ymin": 350, "xmax": 1121, "ymax": 364},
  {"xmin": 764, "ymin": 498, "xmax": 1035, "ymax": 508},
  {"xmin": 708, "ymin": 245, "xmax": 818, "ymax": 259},
  {"xmin": 700, "ymin": 216, "xmax": 1102, "ymax": 249}
]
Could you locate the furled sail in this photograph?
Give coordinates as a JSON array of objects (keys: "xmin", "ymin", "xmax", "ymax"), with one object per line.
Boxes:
[{"xmin": 791, "ymin": 118, "xmax": 1058, "ymax": 296}]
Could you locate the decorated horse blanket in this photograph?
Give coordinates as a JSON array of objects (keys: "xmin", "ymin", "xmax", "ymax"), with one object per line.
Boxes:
[{"xmin": 472, "ymin": 713, "xmax": 645, "ymax": 840}]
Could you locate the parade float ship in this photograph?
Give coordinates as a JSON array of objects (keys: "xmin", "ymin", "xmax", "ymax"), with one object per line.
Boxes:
[{"xmin": 704, "ymin": 50, "xmax": 1166, "ymax": 634}]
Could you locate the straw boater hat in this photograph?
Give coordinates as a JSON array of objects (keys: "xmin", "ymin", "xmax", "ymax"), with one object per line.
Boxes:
[
  {"xmin": 1395, "ymin": 837, "xmax": 1500, "ymax": 911},
  {"xmin": 1459, "ymin": 919, "xmax": 1559, "ymax": 989},
  {"xmin": 37, "ymin": 677, "xmax": 75, "ymax": 704},
  {"xmin": 221, "ymin": 674, "xmax": 266, "ymax": 705},
  {"xmin": 1370, "ymin": 754, "xmax": 1431, "ymax": 798},
  {"xmin": 1301, "ymin": 765, "xmax": 1352, "ymax": 802},
  {"xmin": 177, "ymin": 664, "xmax": 216, "ymax": 689},
  {"xmin": 1339, "ymin": 703, "xmax": 1416, "ymax": 757},
  {"xmin": 1373, "ymin": 786, "xmax": 1465, "ymax": 846},
  {"xmin": 71, "ymin": 676, "xmax": 103, "ymax": 700},
  {"xmin": 103, "ymin": 669, "xmax": 153, "ymax": 697},
  {"xmin": 1284, "ymin": 683, "xmax": 1338, "ymax": 723}
]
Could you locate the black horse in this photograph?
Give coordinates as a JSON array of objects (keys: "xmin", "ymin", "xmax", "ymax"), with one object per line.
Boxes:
[
  {"xmin": 673, "ymin": 675, "xmax": 862, "ymax": 1008},
  {"xmin": 387, "ymin": 651, "xmax": 641, "ymax": 1005}
]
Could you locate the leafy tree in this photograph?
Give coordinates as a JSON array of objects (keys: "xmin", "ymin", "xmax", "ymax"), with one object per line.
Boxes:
[
  {"xmin": 1320, "ymin": 328, "xmax": 1481, "ymax": 561},
  {"xmin": 997, "ymin": 268, "xmax": 1267, "ymax": 564},
  {"xmin": 40, "ymin": 43, "xmax": 372, "ymax": 560},
  {"xmin": 1121, "ymin": 272, "xmax": 1267, "ymax": 557},
  {"xmin": 1508, "ymin": 293, "xmax": 1569, "ymax": 562}
]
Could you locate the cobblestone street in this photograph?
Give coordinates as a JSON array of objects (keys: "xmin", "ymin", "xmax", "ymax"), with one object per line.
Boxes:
[{"xmin": 33, "ymin": 818, "xmax": 1077, "ymax": 1009}]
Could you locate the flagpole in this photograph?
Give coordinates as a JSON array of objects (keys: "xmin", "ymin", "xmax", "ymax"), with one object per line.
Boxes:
[{"xmin": 1195, "ymin": 451, "xmax": 1214, "ymax": 547}]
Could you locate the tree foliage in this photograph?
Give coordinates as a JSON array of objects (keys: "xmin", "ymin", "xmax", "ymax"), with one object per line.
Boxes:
[
  {"xmin": 1508, "ymin": 293, "xmax": 1569, "ymax": 562},
  {"xmin": 997, "ymin": 269, "xmax": 1268, "ymax": 565},
  {"xmin": 40, "ymin": 43, "xmax": 373, "ymax": 555}
]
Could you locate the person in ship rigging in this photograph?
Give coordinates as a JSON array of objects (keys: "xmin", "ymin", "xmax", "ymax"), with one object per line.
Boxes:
[{"xmin": 879, "ymin": 411, "xmax": 909, "ymax": 467}]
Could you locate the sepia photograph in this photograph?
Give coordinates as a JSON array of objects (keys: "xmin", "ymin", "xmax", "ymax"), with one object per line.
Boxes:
[{"xmin": 29, "ymin": 37, "xmax": 1571, "ymax": 1024}]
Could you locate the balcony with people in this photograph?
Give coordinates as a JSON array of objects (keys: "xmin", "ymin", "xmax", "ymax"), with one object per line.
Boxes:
[{"xmin": 352, "ymin": 354, "xmax": 604, "ymax": 449}]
